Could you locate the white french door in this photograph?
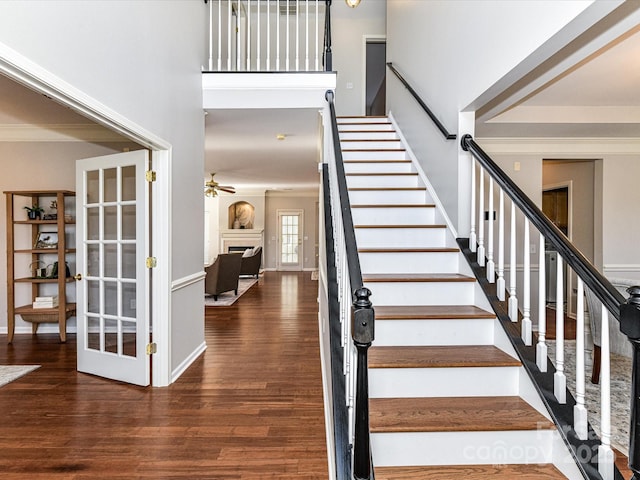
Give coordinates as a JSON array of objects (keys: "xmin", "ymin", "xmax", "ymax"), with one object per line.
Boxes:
[
  {"xmin": 277, "ymin": 210, "xmax": 304, "ymax": 271},
  {"xmin": 75, "ymin": 150, "xmax": 150, "ymax": 386}
]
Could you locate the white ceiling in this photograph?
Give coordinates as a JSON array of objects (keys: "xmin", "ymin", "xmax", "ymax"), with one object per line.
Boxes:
[{"xmin": 2, "ymin": 20, "xmax": 640, "ymax": 181}]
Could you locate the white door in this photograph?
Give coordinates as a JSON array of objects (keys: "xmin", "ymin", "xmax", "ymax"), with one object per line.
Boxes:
[
  {"xmin": 277, "ymin": 210, "xmax": 303, "ymax": 271},
  {"xmin": 75, "ymin": 150, "xmax": 150, "ymax": 386}
]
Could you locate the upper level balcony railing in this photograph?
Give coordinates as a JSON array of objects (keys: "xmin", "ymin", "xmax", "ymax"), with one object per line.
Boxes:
[{"xmin": 204, "ymin": 0, "xmax": 329, "ymax": 72}]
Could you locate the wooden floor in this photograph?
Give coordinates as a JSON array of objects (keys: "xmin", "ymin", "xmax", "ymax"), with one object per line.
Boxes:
[{"xmin": 0, "ymin": 271, "xmax": 328, "ymax": 479}]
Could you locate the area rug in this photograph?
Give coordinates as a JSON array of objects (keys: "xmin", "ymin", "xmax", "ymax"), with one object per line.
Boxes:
[
  {"xmin": 204, "ymin": 277, "xmax": 258, "ymax": 306},
  {"xmin": 0, "ymin": 365, "xmax": 40, "ymax": 388},
  {"xmin": 547, "ymin": 340, "xmax": 630, "ymax": 455}
]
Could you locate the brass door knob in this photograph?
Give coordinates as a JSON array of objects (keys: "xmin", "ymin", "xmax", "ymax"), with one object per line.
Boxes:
[{"xmin": 74, "ymin": 273, "xmax": 83, "ymax": 281}]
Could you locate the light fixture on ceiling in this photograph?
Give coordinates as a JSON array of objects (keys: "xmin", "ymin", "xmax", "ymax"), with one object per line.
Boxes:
[
  {"xmin": 345, "ymin": 0, "xmax": 361, "ymax": 7},
  {"xmin": 276, "ymin": 133, "xmax": 286, "ymax": 141},
  {"xmin": 204, "ymin": 173, "xmax": 236, "ymax": 197}
]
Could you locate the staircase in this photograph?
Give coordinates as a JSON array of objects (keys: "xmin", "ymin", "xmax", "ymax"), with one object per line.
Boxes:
[{"xmin": 337, "ymin": 116, "xmax": 583, "ymax": 479}]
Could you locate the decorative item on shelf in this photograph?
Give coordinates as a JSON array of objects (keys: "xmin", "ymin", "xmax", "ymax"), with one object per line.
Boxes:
[
  {"xmin": 34, "ymin": 232, "xmax": 58, "ymax": 249},
  {"xmin": 48, "ymin": 261, "xmax": 71, "ymax": 279},
  {"xmin": 24, "ymin": 205, "xmax": 44, "ymax": 220},
  {"xmin": 44, "ymin": 200, "xmax": 58, "ymax": 220},
  {"xmin": 64, "ymin": 214, "xmax": 73, "ymax": 223},
  {"xmin": 29, "ymin": 261, "xmax": 48, "ymax": 279}
]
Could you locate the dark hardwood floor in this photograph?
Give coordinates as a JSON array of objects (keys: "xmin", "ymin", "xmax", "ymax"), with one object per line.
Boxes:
[{"xmin": 0, "ymin": 271, "xmax": 328, "ymax": 479}]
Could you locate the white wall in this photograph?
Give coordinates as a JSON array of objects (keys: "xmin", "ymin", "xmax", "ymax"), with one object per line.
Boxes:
[
  {"xmin": 332, "ymin": 0, "xmax": 386, "ymax": 116},
  {"xmin": 386, "ymin": 0, "xmax": 595, "ymax": 233},
  {"xmin": 0, "ymin": 1, "xmax": 207, "ymax": 375},
  {"xmin": 265, "ymin": 191, "xmax": 319, "ymax": 270}
]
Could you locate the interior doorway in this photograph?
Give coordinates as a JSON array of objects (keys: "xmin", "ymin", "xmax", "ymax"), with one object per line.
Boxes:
[{"xmin": 365, "ymin": 37, "xmax": 386, "ymax": 116}]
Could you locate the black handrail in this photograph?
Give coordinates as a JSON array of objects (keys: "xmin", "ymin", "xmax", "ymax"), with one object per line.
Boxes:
[
  {"xmin": 323, "ymin": 0, "xmax": 332, "ymax": 71},
  {"xmin": 326, "ymin": 89, "xmax": 374, "ymax": 480},
  {"xmin": 386, "ymin": 62, "xmax": 456, "ymax": 141},
  {"xmin": 461, "ymin": 135, "xmax": 625, "ymax": 318}
]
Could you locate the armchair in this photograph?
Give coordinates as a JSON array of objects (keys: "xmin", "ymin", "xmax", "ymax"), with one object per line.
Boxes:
[
  {"xmin": 240, "ymin": 246, "xmax": 262, "ymax": 278},
  {"xmin": 585, "ymin": 277, "xmax": 635, "ymax": 383},
  {"xmin": 204, "ymin": 253, "xmax": 242, "ymax": 301}
]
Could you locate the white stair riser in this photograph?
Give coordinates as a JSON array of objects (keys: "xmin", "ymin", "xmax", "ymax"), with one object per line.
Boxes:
[
  {"xmin": 344, "ymin": 162, "xmax": 413, "ymax": 174},
  {"xmin": 374, "ymin": 318, "xmax": 495, "ymax": 346},
  {"xmin": 369, "ymin": 366, "xmax": 520, "ymax": 398},
  {"xmin": 338, "ymin": 123, "xmax": 394, "ymax": 131},
  {"xmin": 363, "ymin": 281, "xmax": 475, "ymax": 306},
  {"xmin": 359, "ymin": 251, "xmax": 459, "ymax": 274},
  {"xmin": 339, "ymin": 131, "xmax": 398, "ymax": 140},
  {"xmin": 352, "ymin": 207, "xmax": 435, "ymax": 225},
  {"xmin": 338, "ymin": 117, "xmax": 390, "ymax": 124},
  {"xmin": 371, "ymin": 430, "xmax": 556, "ymax": 467},
  {"xmin": 349, "ymin": 189, "xmax": 433, "ymax": 205},
  {"xmin": 341, "ymin": 140, "xmax": 404, "ymax": 150},
  {"xmin": 347, "ymin": 175, "xmax": 421, "ymax": 188},
  {"xmin": 342, "ymin": 150, "xmax": 409, "ymax": 161},
  {"xmin": 355, "ymin": 228, "xmax": 448, "ymax": 248}
]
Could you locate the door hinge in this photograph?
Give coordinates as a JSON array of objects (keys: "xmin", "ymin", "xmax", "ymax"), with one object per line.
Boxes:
[
  {"xmin": 146, "ymin": 342, "xmax": 157, "ymax": 355},
  {"xmin": 146, "ymin": 257, "xmax": 157, "ymax": 268},
  {"xmin": 145, "ymin": 170, "xmax": 157, "ymax": 182}
]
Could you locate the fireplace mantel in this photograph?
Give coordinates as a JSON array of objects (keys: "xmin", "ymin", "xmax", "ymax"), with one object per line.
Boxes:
[{"xmin": 220, "ymin": 229, "xmax": 264, "ymax": 254}]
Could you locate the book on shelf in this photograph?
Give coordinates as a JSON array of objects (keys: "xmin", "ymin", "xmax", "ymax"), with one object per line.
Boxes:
[{"xmin": 33, "ymin": 295, "xmax": 59, "ymax": 309}]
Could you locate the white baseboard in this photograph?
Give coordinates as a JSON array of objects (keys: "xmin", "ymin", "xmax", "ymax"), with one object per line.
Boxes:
[
  {"xmin": 171, "ymin": 341, "xmax": 207, "ymax": 384},
  {"xmin": 2, "ymin": 325, "xmax": 77, "ymax": 335}
]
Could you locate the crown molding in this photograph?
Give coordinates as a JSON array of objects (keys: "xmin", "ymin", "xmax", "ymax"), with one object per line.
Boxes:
[
  {"xmin": 475, "ymin": 137, "xmax": 640, "ymax": 156},
  {"xmin": 0, "ymin": 123, "xmax": 129, "ymax": 142}
]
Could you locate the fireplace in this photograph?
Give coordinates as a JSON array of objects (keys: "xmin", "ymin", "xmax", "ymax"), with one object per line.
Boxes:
[{"xmin": 228, "ymin": 246, "xmax": 253, "ymax": 253}]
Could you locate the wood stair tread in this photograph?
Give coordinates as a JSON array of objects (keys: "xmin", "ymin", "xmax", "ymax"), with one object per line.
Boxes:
[
  {"xmin": 370, "ymin": 396, "xmax": 554, "ymax": 433},
  {"xmin": 341, "ymin": 138, "xmax": 400, "ymax": 142},
  {"xmin": 358, "ymin": 247, "xmax": 459, "ymax": 253},
  {"xmin": 355, "ymin": 224, "xmax": 446, "ymax": 229},
  {"xmin": 363, "ymin": 273, "xmax": 475, "ymax": 282},
  {"xmin": 374, "ymin": 464, "xmax": 567, "ymax": 479},
  {"xmin": 348, "ymin": 187, "xmax": 426, "ymax": 191},
  {"xmin": 344, "ymin": 159, "xmax": 409, "ymax": 163},
  {"xmin": 342, "ymin": 148, "xmax": 406, "ymax": 152},
  {"xmin": 375, "ymin": 305, "xmax": 494, "ymax": 320},
  {"xmin": 346, "ymin": 172, "xmax": 417, "ymax": 176},
  {"xmin": 369, "ymin": 345, "xmax": 521, "ymax": 368},
  {"xmin": 351, "ymin": 204, "xmax": 434, "ymax": 208}
]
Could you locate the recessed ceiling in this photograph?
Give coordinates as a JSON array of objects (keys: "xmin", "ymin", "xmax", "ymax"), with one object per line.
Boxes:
[
  {"xmin": 204, "ymin": 108, "xmax": 321, "ymax": 191},
  {"xmin": 478, "ymin": 24, "xmax": 640, "ymax": 137}
]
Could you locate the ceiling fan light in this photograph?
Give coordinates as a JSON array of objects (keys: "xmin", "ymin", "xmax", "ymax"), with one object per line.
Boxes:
[{"xmin": 345, "ymin": 0, "xmax": 361, "ymax": 7}]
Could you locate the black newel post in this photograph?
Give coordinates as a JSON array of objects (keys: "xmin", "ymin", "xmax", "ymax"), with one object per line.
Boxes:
[
  {"xmin": 324, "ymin": 0, "xmax": 333, "ymax": 71},
  {"xmin": 352, "ymin": 287, "xmax": 374, "ymax": 480},
  {"xmin": 621, "ymin": 285, "xmax": 640, "ymax": 478}
]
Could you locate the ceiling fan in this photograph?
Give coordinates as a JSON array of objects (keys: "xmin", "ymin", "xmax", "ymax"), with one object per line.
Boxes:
[{"xmin": 204, "ymin": 173, "xmax": 236, "ymax": 197}]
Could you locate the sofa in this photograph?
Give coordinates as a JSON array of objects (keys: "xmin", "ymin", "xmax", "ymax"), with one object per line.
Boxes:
[
  {"xmin": 240, "ymin": 246, "xmax": 262, "ymax": 278},
  {"xmin": 204, "ymin": 253, "xmax": 242, "ymax": 300}
]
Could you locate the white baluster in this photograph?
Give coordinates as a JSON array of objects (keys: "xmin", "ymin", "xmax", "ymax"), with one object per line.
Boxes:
[
  {"xmin": 208, "ymin": 0, "xmax": 214, "ymax": 70},
  {"xmin": 247, "ymin": 0, "xmax": 251, "ymax": 70},
  {"xmin": 227, "ymin": 0, "xmax": 232, "ymax": 70},
  {"xmin": 236, "ymin": 0, "xmax": 241, "ymax": 71},
  {"xmin": 508, "ymin": 201, "xmax": 518, "ymax": 321},
  {"xmin": 217, "ymin": 0, "xmax": 222, "ymax": 71},
  {"xmin": 477, "ymin": 168, "xmax": 485, "ymax": 267},
  {"xmin": 469, "ymin": 159, "xmax": 476, "ymax": 253},
  {"xmin": 496, "ymin": 189, "xmax": 505, "ymax": 300},
  {"xmin": 536, "ymin": 232, "xmax": 547, "ymax": 372},
  {"xmin": 486, "ymin": 178, "xmax": 495, "ymax": 282},
  {"xmin": 521, "ymin": 220, "xmax": 531, "ymax": 345},
  {"xmin": 295, "ymin": 0, "xmax": 300, "ymax": 71},
  {"xmin": 256, "ymin": 0, "xmax": 261, "ymax": 70},
  {"xmin": 598, "ymin": 303, "xmax": 614, "ymax": 480},
  {"xmin": 315, "ymin": 0, "xmax": 319, "ymax": 71},
  {"xmin": 276, "ymin": 0, "xmax": 280, "ymax": 71},
  {"xmin": 574, "ymin": 278, "xmax": 587, "ymax": 440},
  {"xmin": 286, "ymin": 0, "xmax": 290, "ymax": 71},
  {"xmin": 554, "ymin": 256, "xmax": 566, "ymax": 403},
  {"xmin": 305, "ymin": 0, "xmax": 309, "ymax": 71},
  {"xmin": 266, "ymin": 0, "xmax": 271, "ymax": 70}
]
